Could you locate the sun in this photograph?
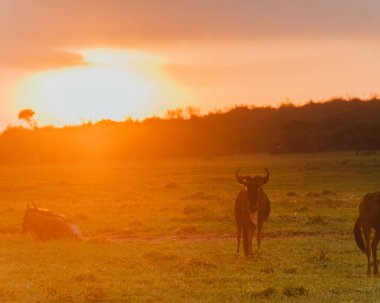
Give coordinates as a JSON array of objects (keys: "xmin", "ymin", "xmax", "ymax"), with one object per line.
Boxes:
[{"xmin": 12, "ymin": 49, "xmax": 189, "ymax": 126}]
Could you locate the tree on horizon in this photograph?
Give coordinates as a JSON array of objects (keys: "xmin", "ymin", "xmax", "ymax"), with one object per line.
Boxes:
[{"xmin": 18, "ymin": 109, "xmax": 37, "ymax": 129}]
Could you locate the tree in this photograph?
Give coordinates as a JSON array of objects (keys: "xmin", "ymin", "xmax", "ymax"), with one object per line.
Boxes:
[
  {"xmin": 165, "ymin": 108, "xmax": 184, "ymax": 120},
  {"xmin": 185, "ymin": 106, "xmax": 200, "ymax": 119},
  {"xmin": 18, "ymin": 109, "xmax": 37, "ymax": 128}
]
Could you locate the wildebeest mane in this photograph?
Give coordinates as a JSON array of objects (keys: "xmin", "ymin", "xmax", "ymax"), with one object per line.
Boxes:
[{"xmin": 29, "ymin": 207, "xmax": 68, "ymax": 221}]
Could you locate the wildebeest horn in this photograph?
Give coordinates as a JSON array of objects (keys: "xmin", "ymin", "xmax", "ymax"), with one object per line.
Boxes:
[
  {"xmin": 236, "ymin": 168, "xmax": 247, "ymax": 186},
  {"xmin": 261, "ymin": 167, "xmax": 270, "ymax": 184}
]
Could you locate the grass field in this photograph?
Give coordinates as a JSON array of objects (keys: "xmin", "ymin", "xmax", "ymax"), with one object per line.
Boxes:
[{"xmin": 0, "ymin": 152, "xmax": 380, "ymax": 302}]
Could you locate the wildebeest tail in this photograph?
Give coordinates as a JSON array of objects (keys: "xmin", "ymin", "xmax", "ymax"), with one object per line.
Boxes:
[{"xmin": 354, "ymin": 218, "xmax": 365, "ymax": 253}]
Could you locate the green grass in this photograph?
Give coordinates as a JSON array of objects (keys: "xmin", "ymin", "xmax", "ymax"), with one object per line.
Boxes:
[{"xmin": 0, "ymin": 151, "xmax": 380, "ymax": 302}]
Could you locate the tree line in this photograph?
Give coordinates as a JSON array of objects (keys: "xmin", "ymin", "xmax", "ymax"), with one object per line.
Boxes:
[{"xmin": 1, "ymin": 98, "xmax": 380, "ymax": 163}]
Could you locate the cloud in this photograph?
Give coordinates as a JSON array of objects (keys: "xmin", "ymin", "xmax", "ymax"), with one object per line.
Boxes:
[
  {"xmin": 0, "ymin": 0, "xmax": 379, "ymax": 69},
  {"xmin": 0, "ymin": 48, "xmax": 83, "ymax": 70}
]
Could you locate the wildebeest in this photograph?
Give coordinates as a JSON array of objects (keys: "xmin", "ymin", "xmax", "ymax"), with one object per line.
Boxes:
[
  {"xmin": 234, "ymin": 167, "xmax": 271, "ymax": 259},
  {"xmin": 22, "ymin": 202, "xmax": 83, "ymax": 240},
  {"xmin": 354, "ymin": 192, "xmax": 380, "ymax": 275}
]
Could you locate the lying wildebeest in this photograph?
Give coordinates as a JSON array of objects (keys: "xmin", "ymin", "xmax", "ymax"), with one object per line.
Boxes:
[
  {"xmin": 234, "ymin": 167, "xmax": 271, "ymax": 259},
  {"xmin": 22, "ymin": 202, "xmax": 83, "ymax": 240},
  {"xmin": 354, "ymin": 192, "xmax": 380, "ymax": 275}
]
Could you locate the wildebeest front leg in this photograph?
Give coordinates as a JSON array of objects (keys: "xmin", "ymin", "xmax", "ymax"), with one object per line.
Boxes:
[
  {"xmin": 257, "ymin": 222, "xmax": 263, "ymax": 255},
  {"xmin": 371, "ymin": 230, "xmax": 380, "ymax": 276},
  {"xmin": 247, "ymin": 223, "xmax": 256, "ymax": 259},
  {"xmin": 363, "ymin": 226, "xmax": 371, "ymax": 275},
  {"xmin": 236, "ymin": 222, "xmax": 242, "ymax": 256}
]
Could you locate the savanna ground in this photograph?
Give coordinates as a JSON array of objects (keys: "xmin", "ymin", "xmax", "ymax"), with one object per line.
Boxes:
[{"xmin": 0, "ymin": 152, "xmax": 380, "ymax": 302}]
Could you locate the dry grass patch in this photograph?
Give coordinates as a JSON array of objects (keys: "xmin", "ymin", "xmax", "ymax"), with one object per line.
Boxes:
[
  {"xmin": 251, "ymin": 287, "xmax": 278, "ymax": 299},
  {"xmin": 0, "ymin": 288, "xmax": 17, "ymax": 302},
  {"xmin": 186, "ymin": 257, "xmax": 217, "ymax": 269},
  {"xmin": 175, "ymin": 225, "xmax": 198, "ymax": 235},
  {"xmin": 180, "ymin": 191, "xmax": 220, "ymax": 201},
  {"xmin": 144, "ymin": 251, "xmax": 178, "ymax": 262},
  {"xmin": 164, "ymin": 182, "xmax": 180, "ymax": 189},
  {"xmin": 182, "ymin": 204, "xmax": 216, "ymax": 220},
  {"xmin": 307, "ymin": 215, "xmax": 327, "ymax": 225},
  {"xmin": 80, "ymin": 285, "xmax": 106, "ymax": 303},
  {"xmin": 282, "ymin": 286, "xmax": 308, "ymax": 297},
  {"xmin": 74, "ymin": 272, "xmax": 97, "ymax": 283}
]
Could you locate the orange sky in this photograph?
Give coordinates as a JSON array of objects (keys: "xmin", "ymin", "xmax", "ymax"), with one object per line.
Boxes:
[{"xmin": 1, "ymin": 0, "xmax": 380, "ymax": 129}]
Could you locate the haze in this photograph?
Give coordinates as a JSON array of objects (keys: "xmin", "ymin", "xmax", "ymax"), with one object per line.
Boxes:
[{"xmin": 1, "ymin": 0, "xmax": 380, "ymax": 129}]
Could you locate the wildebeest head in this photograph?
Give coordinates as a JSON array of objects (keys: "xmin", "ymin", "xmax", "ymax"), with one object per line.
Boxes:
[
  {"xmin": 22, "ymin": 201, "xmax": 38, "ymax": 234},
  {"xmin": 22, "ymin": 202, "xmax": 83, "ymax": 240},
  {"xmin": 236, "ymin": 167, "xmax": 269, "ymax": 212}
]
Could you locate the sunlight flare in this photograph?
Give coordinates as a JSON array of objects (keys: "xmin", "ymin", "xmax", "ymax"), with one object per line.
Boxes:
[{"xmin": 13, "ymin": 49, "xmax": 190, "ymax": 126}]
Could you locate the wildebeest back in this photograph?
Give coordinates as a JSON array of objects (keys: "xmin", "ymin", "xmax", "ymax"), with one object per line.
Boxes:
[{"xmin": 23, "ymin": 206, "xmax": 83, "ymax": 240}]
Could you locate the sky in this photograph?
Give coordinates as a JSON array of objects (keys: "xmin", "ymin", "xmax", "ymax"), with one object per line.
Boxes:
[{"xmin": 1, "ymin": 0, "xmax": 380, "ymax": 128}]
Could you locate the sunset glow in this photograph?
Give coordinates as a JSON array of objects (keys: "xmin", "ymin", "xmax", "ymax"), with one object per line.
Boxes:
[
  {"xmin": 0, "ymin": 0, "xmax": 380, "ymax": 130},
  {"xmin": 1, "ymin": 2, "xmax": 380, "ymax": 301},
  {"xmin": 13, "ymin": 49, "xmax": 189, "ymax": 126}
]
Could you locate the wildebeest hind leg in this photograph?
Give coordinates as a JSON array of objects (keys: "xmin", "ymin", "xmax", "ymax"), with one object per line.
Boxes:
[
  {"xmin": 363, "ymin": 226, "xmax": 371, "ymax": 275},
  {"xmin": 371, "ymin": 230, "xmax": 380, "ymax": 276}
]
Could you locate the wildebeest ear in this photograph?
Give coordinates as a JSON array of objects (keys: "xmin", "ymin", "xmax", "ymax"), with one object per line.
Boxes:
[
  {"xmin": 26, "ymin": 201, "xmax": 35, "ymax": 209},
  {"xmin": 236, "ymin": 168, "xmax": 248, "ymax": 186},
  {"xmin": 260, "ymin": 167, "xmax": 270, "ymax": 185}
]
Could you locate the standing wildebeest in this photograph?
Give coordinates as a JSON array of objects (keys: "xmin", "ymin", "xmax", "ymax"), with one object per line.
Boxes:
[
  {"xmin": 234, "ymin": 167, "xmax": 271, "ymax": 259},
  {"xmin": 22, "ymin": 202, "xmax": 83, "ymax": 240},
  {"xmin": 354, "ymin": 192, "xmax": 380, "ymax": 275}
]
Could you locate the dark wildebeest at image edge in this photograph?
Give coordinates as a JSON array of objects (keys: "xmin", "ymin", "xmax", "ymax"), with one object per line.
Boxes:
[
  {"xmin": 22, "ymin": 202, "xmax": 83, "ymax": 240},
  {"xmin": 354, "ymin": 192, "xmax": 380, "ymax": 275},
  {"xmin": 234, "ymin": 167, "xmax": 271, "ymax": 259}
]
